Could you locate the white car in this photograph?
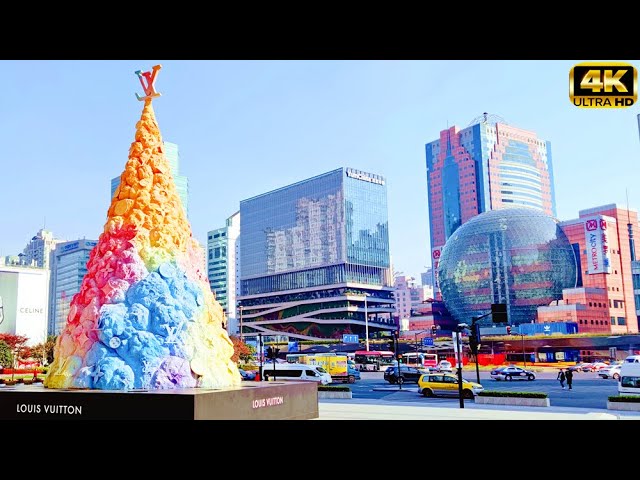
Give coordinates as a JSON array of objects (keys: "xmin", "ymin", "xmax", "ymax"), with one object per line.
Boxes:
[
  {"xmin": 598, "ymin": 364, "xmax": 621, "ymax": 380},
  {"xmin": 437, "ymin": 360, "xmax": 453, "ymax": 373}
]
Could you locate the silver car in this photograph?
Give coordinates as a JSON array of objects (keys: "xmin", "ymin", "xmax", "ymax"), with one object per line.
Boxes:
[{"xmin": 490, "ymin": 366, "xmax": 536, "ymax": 381}]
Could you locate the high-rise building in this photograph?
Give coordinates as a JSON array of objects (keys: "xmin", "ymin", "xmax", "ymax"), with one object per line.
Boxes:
[
  {"xmin": 421, "ymin": 268, "xmax": 433, "ymax": 288},
  {"xmin": 21, "ymin": 229, "xmax": 64, "ymax": 269},
  {"xmin": 48, "ymin": 239, "xmax": 97, "ymax": 336},
  {"xmin": 238, "ymin": 167, "xmax": 395, "ymax": 341},
  {"xmin": 0, "ymin": 264, "xmax": 50, "ymax": 346},
  {"xmin": 111, "ymin": 141, "xmax": 189, "ymax": 216},
  {"xmin": 426, "ymin": 114, "xmax": 556, "ymax": 295},
  {"xmin": 207, "ymin": 211, "xmax": 241, "ymax": 325},
  {"xmin": 393, "ymin": 275, "xmax": 425, "ymax": 321},
  {"xmin": 538, "ymin": 204, "xmax": 639, "ymax": 334}
]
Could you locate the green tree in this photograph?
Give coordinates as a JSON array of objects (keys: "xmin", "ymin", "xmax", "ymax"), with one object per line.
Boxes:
[
  {"xmin": 0, "ymin": 340, "xmax": 12, "ymax": 369},
  {"xmin": 45, "ymin": 335, "xmax": 57, "ymax": 365}
]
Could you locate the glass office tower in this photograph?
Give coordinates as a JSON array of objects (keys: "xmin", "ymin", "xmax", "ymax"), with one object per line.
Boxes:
[
  {"xmin": 48, "ymin": 239, "xmax": 97, "ymax": 335},
  {"xmin": 238, "ymin": 168, "xmax": 395, "ymax": 341}
]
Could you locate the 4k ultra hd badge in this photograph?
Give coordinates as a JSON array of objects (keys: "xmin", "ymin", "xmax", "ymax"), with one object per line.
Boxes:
[{"xmin": 570, "ymin": 62, "xmax": 637, "ymax": 108}]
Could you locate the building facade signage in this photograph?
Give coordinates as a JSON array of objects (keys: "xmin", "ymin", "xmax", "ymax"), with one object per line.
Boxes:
[
  {"xmin": 345, "ymin": 168, "xmax": 385, "ymax": 185},
  {"xmin": 61, "ymin": 242, "xmax": 79, "ymax": 253},
  {"xmin": 583, "ymin": 215, "xmax": 612, "ymax": 275},
  {"xmin": 431, "ymin": 246, "xmax": 443, "ymax": 295}
]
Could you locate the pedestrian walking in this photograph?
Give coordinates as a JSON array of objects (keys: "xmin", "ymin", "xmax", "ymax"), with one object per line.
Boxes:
[
  {"xmin": 557, "ymin": 369, "xmax": 566, "ymax": 389},
  {"xmin": 565, "ymin": 368, "xmax": 573, "ymax": 390}
]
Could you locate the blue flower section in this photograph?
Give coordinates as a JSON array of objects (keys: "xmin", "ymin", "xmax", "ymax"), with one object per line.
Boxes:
[{"xmin": 85, "ymin": 262, "xmax": 204, "ymax": 389}]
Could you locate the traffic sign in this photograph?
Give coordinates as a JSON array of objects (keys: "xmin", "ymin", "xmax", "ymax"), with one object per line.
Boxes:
[
  {"xmin": 343, "ymin": 334, "xmax": 359, "ymax": 344},
  {"xmin": 422, "ymin": 337, "xmax": 434, "ymax": 346}
]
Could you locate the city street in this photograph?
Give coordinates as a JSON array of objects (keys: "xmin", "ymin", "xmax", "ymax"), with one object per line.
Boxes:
[{"xmin": 343, "ymin": 369, "xmax": 621, "ymax": 410}]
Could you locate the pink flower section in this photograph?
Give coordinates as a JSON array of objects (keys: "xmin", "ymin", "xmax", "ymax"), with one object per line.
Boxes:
[{"xmin": 61, "ymin": 227, "xmax": 149, "ymax": 357}]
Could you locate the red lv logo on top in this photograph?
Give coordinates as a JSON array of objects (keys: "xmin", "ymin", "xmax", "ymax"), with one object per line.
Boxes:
[{"xmin": 135, "ymin": 65, "xmax": 162, "ymax": 101}]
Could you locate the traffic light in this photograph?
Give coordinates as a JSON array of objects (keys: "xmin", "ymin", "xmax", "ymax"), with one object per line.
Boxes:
[
  {"xmin": 469, "ymin": 323, "xmax": 481, "ymax": 354},
  {"xmin": 491, "ymin": 303, "xmax": 508, "ymax": 324},
  {"xmin": 506, "ymin": 325, "xmax": 512, "ymax": 335},
  {"xmin": 266, "ymin": 346, "xmax": 280, "ymax": 360}
]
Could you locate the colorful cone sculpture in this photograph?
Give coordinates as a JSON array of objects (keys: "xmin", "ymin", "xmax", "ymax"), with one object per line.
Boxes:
[{"xmin": 45, "ymin": 65, "xmax": 241, "ymax": 390}]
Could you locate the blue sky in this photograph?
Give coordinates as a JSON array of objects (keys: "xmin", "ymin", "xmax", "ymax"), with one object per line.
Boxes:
[{"xmin": 1, "ymin": 60, "xmax": 639, "ymax": 280}]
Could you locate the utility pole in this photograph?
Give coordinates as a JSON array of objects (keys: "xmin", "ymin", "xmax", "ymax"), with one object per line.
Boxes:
[
  {"xmin": 470, "ymin": 316, "xmax": 481, "ymax": 385},
  {"xmin": 455, "ymin": 324, "xmax": 467, "ymax": 408}
]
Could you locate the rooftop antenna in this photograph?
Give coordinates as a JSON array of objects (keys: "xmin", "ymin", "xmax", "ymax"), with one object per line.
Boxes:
[{"xmin": 627, "ymin": 189, "xmax": 636, "ymax": 262}]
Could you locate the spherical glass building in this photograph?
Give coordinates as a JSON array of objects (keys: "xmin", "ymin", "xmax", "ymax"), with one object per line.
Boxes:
[{"xmin": 438, "ymin": 208, "xmax": 577, "ymax": 326}]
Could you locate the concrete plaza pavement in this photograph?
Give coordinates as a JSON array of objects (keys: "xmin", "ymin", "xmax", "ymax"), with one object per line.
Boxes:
[{"xmin": 316, "ymin": 395, "xmax": 640, "ymax": 420}]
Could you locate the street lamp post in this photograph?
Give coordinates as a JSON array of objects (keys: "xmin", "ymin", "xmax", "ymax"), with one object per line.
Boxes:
[
  {"xmin": 364, "ymin": 294, "xmax": 369, "ymax": 352},
  {"xmin": 521, "ymin": 333, "xmax": 526, "ymax": 368},
  {"xmin": 258, "ymin": 332, "xmax": 263, "ymax": 381}
]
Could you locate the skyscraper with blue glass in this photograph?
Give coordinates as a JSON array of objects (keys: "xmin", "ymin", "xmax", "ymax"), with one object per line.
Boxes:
[
  {"xmin": 426, "ymin": 114, "xmax": 557, "ymax": 296},
  {"xmin": 238, "ymin": 168, "xmax": 395, "ymax": 341}
]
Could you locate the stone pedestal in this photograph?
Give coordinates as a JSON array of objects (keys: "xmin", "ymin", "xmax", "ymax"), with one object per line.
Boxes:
[{"xmin": 0, "ymin": 381, "xmax": 319, "ymax": 420}]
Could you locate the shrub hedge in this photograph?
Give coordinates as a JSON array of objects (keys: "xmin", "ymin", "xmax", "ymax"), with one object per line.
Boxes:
[
  {"xmin": 609, "ymin": 395, "xmax": 640, "ymax": 403},
  {"xmin": 478, "ymin": 390, "xmax": 548, "ymax": 399},
  {"xmin": 318, "ymin": 385, "xmax": 351, "ymax": 392}
]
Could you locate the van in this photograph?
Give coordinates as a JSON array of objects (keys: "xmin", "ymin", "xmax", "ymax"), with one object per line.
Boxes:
[
  {"xmin": 618, "ymin": 356, "xmax": 640, "ymax": 395},
  {"xmin": 262, "ymin": 363, "xmax": 332, "ymax": 385}
]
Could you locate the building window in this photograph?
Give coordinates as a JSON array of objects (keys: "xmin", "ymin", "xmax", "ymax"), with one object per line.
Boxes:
[
  {"xmin": 611, "ymin": 316, "xmax": 616, "ymax": 325},
  {"xmin": 604, "ymin": 320, "xmax": 608, "ymax": 325},
  {"xmin": 590, "ymin": 320, "xmax": 594, "ymax": 324},
  {"xmin": 618, "ymin": 317, "xmax": 626, "ymax": 325},
  {"xmin": 579, "ymin": 319, "xmax": 583, "ymax": 324},
  {"xmin": 589, "ymin": 302, "xmax": 592, "ymax": 307},
  {"xmin": 598, "ymin": 303, "xmax": 602, "ymax": 308}
]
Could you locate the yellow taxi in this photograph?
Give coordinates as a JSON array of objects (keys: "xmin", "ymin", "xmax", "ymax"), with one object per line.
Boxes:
[{"xmin": 417, "ymin": 373, "xmax": 484, "ymax": 399}]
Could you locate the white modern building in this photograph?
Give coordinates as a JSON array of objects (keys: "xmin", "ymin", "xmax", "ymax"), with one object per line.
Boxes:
[
  {"xmin": 393, "ymin": 275, "xmax": 425, "ymax": 322},
  {"xmin": 0, "ymin": 265, "xmax": 50, "ymax": 346},
  {"xmin": 207, "ymin": 211, "xmax": 241, "ymax": 333},
  {"xmin": 21, "ymin": 229, "xmax": 64, "ymax": 269}
]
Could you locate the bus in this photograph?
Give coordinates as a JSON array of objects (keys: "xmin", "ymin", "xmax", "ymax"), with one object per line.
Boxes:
[
  {"xmin": 354, "ymin": 350, "xmax": 395, "ymax": 371},
  {"xmin": 402, "ymin": 352, "xmax": 438, "ymax": 369}
]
